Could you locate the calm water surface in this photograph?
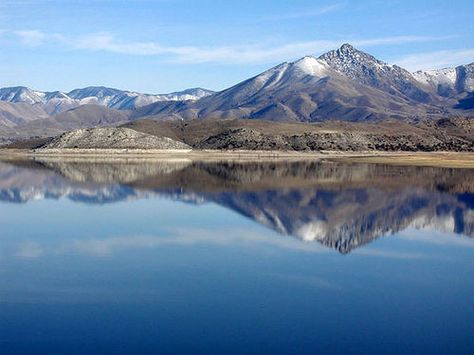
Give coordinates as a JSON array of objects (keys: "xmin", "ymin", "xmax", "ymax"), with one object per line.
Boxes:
[{"xmin": 1, "ymin": 158, "xmax": 473, "ymax": 354}]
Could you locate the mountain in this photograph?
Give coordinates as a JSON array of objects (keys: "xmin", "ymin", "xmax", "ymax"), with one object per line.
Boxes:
[
  {"xmin": 0, "ymin": 85, "xmax": 214, "ymax": 116},
  {"xmin": 413, "ymin": 63, "xmax": 474, "ymax": 96},
  {"xmin": 15, "ymin": 104, "xmax": 134, "ymax": 138},
  {"xmin": 0, "ymin": 101, "xmax": 49, "ymax": 128},
  {"xmin": 38, "ymin": 127, "xmax": 191, "ymax": 150},
  {"xmin": 0, "ymin": 86, "xmax": 46, "ymax": 104},
  {"xmin": 135, "ymin": 44, "xmax": 460, "ymax": 123},
  {"xmin": 413, "ymin": 68, "xmax": 459, "ymax": 97},
  {"xmin": 413, "ymin": 63, "xmax": 474, "ymax": 108},
  {"xmin": 0, "ymin": 85, "xmax": 214, "ymax": 139},
  {"xmin": 319, "ymin": 43, "xmax": 438, "ymax": 103},
  {"xmin": 1, "ymin": 43, "xmax": 473, "ymax": 142}
]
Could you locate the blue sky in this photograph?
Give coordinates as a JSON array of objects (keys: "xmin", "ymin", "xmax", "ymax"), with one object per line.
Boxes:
[{"xmin": 0, "ymin": 0, "xmax": 473, "ymax": 93}]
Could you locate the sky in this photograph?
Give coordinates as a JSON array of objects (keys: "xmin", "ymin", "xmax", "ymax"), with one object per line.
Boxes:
[{"xmin": 0, "ymin": 0, "xmax": 473, "ymax": 94}]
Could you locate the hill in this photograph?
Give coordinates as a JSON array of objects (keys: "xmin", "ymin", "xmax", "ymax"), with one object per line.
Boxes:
[
  {"xmin": 121, "ymin": 117, "xmax": 474, "ymax": 152},
  {"xmin": 37, "ymin": 127, "xmax": 191, "ymax": 150}
]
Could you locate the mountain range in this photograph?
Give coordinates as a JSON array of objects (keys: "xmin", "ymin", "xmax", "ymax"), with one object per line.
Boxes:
[
  {"xmin": 137, "ymin": 44, "xmax": 473, "ymax": 122},
  {"xmin": 0, "ymin": 43, "xmax": 473, "ymax": 142},
  {"xmin": 0, "ymin": 86, "xmax": 213, "ymax": 131}
]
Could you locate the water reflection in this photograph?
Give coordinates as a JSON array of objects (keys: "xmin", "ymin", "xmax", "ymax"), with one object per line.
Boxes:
[{"xmin": 1, "ymin": 158, "xmax": 473, "ymax": 253}]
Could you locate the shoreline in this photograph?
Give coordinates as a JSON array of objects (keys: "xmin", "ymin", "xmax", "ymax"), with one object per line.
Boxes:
[{"xmin": 1, "ymin": 148, "xmax": 474, "ymax": 168}]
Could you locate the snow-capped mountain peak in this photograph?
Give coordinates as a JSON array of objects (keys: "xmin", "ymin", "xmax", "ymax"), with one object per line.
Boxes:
[
  {"xmin": 292, "ymin": 56, "xmax": 329, "ymax": 77},
  {"xmin": 413, "ymin": 67, "xmax": 457, "ymax": 86},
  {"xmin": 456, "ymin": 62, "xmax": 474, "ymax": 92},
  {"xmin": 0, "ymin": 85, "xmax": 215, "ymax": 114},
  {"xmin": 44, "ymin": 91, "xmax": 71, "ymax": 100},
  {"xmin": 67, "ymin": 86, "xmax": 124, "ymax": 100},
  {"xmin": 412, "ymin": 63, "xmax": 474, "ymax": 96},
  {"xmin": 412, "ymin": 68, "xmax": 458, "ymax": 96},
  {"xmin": 0, "ymin": 86, "xmax": 45, "ymax": 105},
  {"xmin": 319, "ymin": 43, "xmax": 388, "ymax": 73},
  {"xmin": 251, "ymin": 56, "xmax": 329, "ymax": 88},
  {"xmin": 318, "ymin": 43, "xmax": 434, "ymax": 103}
]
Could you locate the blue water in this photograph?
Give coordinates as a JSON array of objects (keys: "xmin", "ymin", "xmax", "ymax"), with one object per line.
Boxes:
[{"xmin": 0, "ymin": 159, "xmax": 473, "ymax": 354}]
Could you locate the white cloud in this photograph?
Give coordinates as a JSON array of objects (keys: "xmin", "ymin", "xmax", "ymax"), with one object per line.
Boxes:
[
  {"xmin": 13, "ymin": 30, "xmax": 47, "ymax": 46},
  {"xmin": 73, "ymin": 33, "xmax": 166, "ymax": 55},
  {"xmin": 9, "ymin": 29, "xmax": 454, "ymax": 65},
  {"xmin": 394, "ymin": 48, "xmax": 474, "ymax": 71},
  {"xmin": 266, "ymin": 3, "xmax": 344, "ymax": 21},
  {"xmin": 68, "ymin": 33, "xmax": 449, "ymax": 65},
  {"xmin": 355, "ymin": 36, "xmax": 452, "ymax": 47}
]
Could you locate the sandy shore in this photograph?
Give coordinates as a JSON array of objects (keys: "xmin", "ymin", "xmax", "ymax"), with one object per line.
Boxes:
[{"xmin": 0, "ymin": 148, "xmax": 474, "ymax": 168}]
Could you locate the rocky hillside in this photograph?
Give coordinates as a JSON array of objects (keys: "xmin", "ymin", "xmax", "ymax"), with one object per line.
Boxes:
[
  {"xmin": 6, "ymin": 117, "xmax": 473, "ymax": 152},
  {"xmin": 38, "ymin": 127, "xmax": 191, "ymax": 150},
  {"xmin": 123, "ymin": 118, "xmax": 474, "ymax": 152}
]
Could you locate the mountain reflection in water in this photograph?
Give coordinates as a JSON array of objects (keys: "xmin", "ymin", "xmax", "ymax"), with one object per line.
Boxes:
[{"xmin": 0, "ymin": 158, "xmax": 473, "ymax": 253}]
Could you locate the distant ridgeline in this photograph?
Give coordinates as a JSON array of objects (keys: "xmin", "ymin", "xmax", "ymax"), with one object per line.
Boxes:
[{"xmin": 0, "ymin": 43, "xmax": 473, "ymax": 144}]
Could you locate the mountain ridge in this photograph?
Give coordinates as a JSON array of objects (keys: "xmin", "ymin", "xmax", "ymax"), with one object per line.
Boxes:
[
  {"xmin": 1, "ymin": 43, "xmax": 473, "ymax": 141},
  {"xmin": 0, "ymin": 85, "xmax": 215, "ymax": 115},
  {"xmin": 133, "ymin": 43, "xmax": 469, "ymax": 123},
  {"xmin": 413, "ymin": 62, "xmax": 474, "ymax": 100}
]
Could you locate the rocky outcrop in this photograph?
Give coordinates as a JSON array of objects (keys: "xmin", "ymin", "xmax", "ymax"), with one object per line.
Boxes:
[
  {"xmin": 196, "ymin": 127, "xmax": 474, "ymax": 152},
  {"xmin": 37, "ymin": 127, "xmax": 191, "ymax": 150},
  {"xmin": 122, "ymin": 117, "xmax": 474, "ymax": 152},
  {"xmin": 6, "ymin": 116, "xmax": 473, "ymax": 152}
]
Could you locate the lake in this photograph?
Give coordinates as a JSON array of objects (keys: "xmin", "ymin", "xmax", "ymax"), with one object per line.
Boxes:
[{"xmin": 1, "ymin": 157, "xmax": 473, "ymax": 354}]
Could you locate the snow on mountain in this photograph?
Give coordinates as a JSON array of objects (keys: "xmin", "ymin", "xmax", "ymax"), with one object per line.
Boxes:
[
  {"xmin": 258, "ymin": 56, "xmax": 329, "ymax": 85},
  {"xmin": 413, "ymin": 68, "xmax": 458, "ymax": 97},
  {"xmin": 293, "ymin": 56, "xmax": 330, "ymax": 77},
  {"xmin": 158, "ymin": 88, "xmax": 214, "ymax": 101},
  {"xmin": 319, "ymin": 43, "xmax": 435, "ymax": 103},
  {"xmin": 67, "ymin": 86, "xmax": 124, "ymax": 100},
  {"xmin": 0, "ymin": 85, "xmax": 215, "ymax": 114},
  {"xmin": 216, "ymin": 56, "xmax": 330, "ymax": 101},
  {"xmin": 1, "ymin": 43, "xmax": 473, "ymax": 133},
  {"xmin": 44, "ymin": 91, "xmax": 71, "ymax": 100},
  {"xmin": 0, "ymin": 86, "xmax": 45, "ymax": 105},
  {"xmin": 413, "ymin": 68, "xmax": 457, "ymax": 87},
  {"xmin": 413, "ymin": 63, "xmax": 474, "ymax": 97},
  {"xmin": 457, "ymin": 63, "xmax": 474, "ymax": 93},
  {"xmin": 66, "ymin": 86, "xmax": 214, "ymax": 108},
  {"xmin": 136, "ymin": 44, "xmax": 447, "ymax": 122},
  {"xmin": 319, "ymin": 43, "xmax": 391, "ymax": 79}
]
